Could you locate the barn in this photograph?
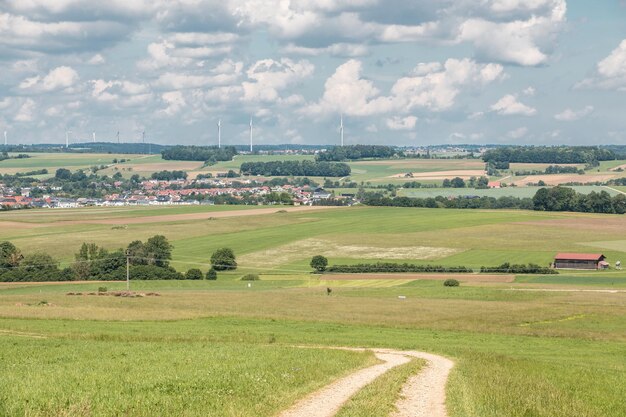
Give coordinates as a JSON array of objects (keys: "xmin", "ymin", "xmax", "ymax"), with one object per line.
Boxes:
[{"xmin": 554, "ymin": 253, "xmax": 607, "ymax": 270}]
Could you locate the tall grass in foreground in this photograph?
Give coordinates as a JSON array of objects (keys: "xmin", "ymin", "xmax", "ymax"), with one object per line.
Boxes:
[{"xmin": 0, "ymin": 337, "xmax": 374, "ymax": 417}]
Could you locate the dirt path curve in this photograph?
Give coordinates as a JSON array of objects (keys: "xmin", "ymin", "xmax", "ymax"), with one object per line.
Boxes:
[{"xmin": 278, "ymin": 347, "xmax": 454, "ymax": 417}]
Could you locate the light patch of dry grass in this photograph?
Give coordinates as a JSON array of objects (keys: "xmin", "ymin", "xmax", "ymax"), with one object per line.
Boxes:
[{"xmin": 239, "ymin": 238, "xmax": 459, "ymax": 268}]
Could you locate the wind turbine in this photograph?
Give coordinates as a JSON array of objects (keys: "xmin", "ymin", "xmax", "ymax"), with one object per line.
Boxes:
[
  {"xmin": 217, "ymin": 119, "xmax": 221, "ymax": 148},
  {"xmin": 65, "ymin": 129, "xmax": 72, "ymax": 148},
  {"xmin": 116, "ymin": 131, "xmax": 120, "ymax": 144},
  {"xmin": 142, "ymin": 130, "xmax": 145, "ymax": 144},
  {"xmin": 249, "ymin": 117, "xmax": 253, "ymax": 153},
  {"xmin": 92, "ymin": 131, "xmax": 96, "ymax": 143},
  {"xmin": 340, "ymin": 114, "xmax": 344, "ymax": 147},
  {"xmin": 3, "ymin": 130, "xmax": 7, "ymax": 146}
]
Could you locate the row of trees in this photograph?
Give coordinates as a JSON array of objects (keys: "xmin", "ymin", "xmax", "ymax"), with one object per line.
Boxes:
[
  {"xmin": 1, "ymin": 235, "xmax": 240, "ymax": 282},
  {"xmin": 483, "ymin": 146, "xmax": 616, "ymax": 164},
  {"xmin": 240, "ymin": 160, "xmax": 351, "ymax": 177},
  {"xmin": 315, "ymin": 145, "xmax": 399, "ymax": 161},
  {"xmin": 361, "ymin": 187, "xmax": 626, "ymax": 214},
  {"xmin": 532, "ymin": 187, "xmax": 626, "ymax": 214},
  {"xmin": 151, "ymin": 170, "xmax": 188, "ymax": 180},
  {"xmin": 161, "ymin": 146, "xmax": 238, "ymax": 162}
]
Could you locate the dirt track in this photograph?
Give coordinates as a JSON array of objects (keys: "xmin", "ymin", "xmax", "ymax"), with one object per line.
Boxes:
[
  {"xmin": 322, "ymin": 273, "xmax": 515, "ymax": 283},
  {"xmin": 279, "ymin": 347, "xmax": 453, "ymax": 417}
]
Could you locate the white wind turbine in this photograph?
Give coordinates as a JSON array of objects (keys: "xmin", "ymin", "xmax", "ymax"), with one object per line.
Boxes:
[
  {"xmin": 3, "ymin": 130, "xmax": 7, "ymax": 146},
  {"xmin": 249, "ymin": 117, "xmax": 253, "ymax": 153},
  {"xmin": 92, "ymin": 131, "xmax": 96, "ymax": 143},
  {"xmin": 339, "ymin": 114, "xmax": 344, "ymax": 147},
  {"xmin": 217, "ymin": 119, "xmax": 221, "ymax": 148},
  {"xmin": 65, "ymin": 128, "xmax": 72, "ymax": 148}
]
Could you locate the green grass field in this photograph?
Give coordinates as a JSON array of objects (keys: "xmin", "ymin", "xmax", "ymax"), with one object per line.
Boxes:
[
  {"xmin": 0, "ymin": 152, "xmax": 143, "ymax": 175},
  {"xmin": 1, "ymin": 205, "xmax": 625, "ymax": 416},
  {"xmin": 397, "ymin": 185, "xmax": 620, "ymax": 199}
]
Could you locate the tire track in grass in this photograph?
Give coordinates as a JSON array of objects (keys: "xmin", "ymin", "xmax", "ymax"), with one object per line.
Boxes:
[{"xmin": 278, "ymin": 347, "xmax": 454, "ymax": 417}]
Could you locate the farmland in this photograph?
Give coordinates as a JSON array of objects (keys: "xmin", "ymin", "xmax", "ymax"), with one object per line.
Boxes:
[
  {"xmin": 0, "ymin": 205, "xmax": 625, "ymax": 416},
  {"xmin": 2, "ymin": 150, "xmax": 626, "ymax": 417}
]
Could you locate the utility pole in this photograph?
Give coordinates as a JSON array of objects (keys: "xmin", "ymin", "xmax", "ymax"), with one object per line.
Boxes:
[{"xmin": 125, "ymin": 249, "xmax": 130, "ymax": 291}]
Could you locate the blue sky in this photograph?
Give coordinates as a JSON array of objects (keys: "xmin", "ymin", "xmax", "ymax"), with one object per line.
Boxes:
[{"xmin": 1, "ymin": 0, "xmax": 625, "ymax": 146}]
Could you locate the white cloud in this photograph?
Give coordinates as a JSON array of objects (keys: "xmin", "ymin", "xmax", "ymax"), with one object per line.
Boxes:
[
  {"xmin": 523, "ymin": 86, "xmax": 536, "ymax": 96},
  {"xmin": 14, "ymin": 99, "xmax": 36, "ymax": 122},
  {"xmin": 283, "ymin": 43, "xmax": 369, "ymax": 57},
  {"xmin": 242, "ymin": 58, "xmax": 314, "ymax": 103},
  {"xmin": 507, "ymin": 127, "xmax": 528, "ymax": 139},
  {"xmin": 386, "ymin": 116, "xmax": 417, "ymax": 130},
  {"xmin": 491, "ymin": 94, "xmax": 536, "ymax": 116},
  {"xmin": 161, "ymin": 91, "xmax": 186, "ymax": 116},
  {"xmin": 578, "ymin": 40, "xmax": 626, "ymax": 91},
  {"xmin": 306, "ymin": 58, "xmax": 503, "ymax": 117},
  {"xmin": 554, "ymin": 106, "xmax": 594, "ymax": 121},
  {"xmin": 19, "ymin": 66, "xmax": 79, "ymax": 93},
  {"xmin": 88, "ymin": 54, "xmax": 106, "ymax": 65}
]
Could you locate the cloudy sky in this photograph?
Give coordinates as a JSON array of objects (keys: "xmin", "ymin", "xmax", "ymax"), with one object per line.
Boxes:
[{"xmin": 1, "ymin": 0, "xmax": 625, "ymax": 146}]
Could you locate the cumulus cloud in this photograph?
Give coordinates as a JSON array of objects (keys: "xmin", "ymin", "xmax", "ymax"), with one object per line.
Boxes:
[
  {"xmin": 242, "ymin": 58, "xmax": 314, "ymax": 103},
  {"xmin": 491, "ymin": 94, "xmax": 536, "ymax": 116},
  {"xmin": 577, "ymin": 40, "xmax": 626, "ymax": 91},
  {"xmin": 554, "ymin": 106, "xmax": 594, "ymax": 121},
  {"xmin": 306, "ymin": 58, "xmax": 503, "ymax": 117},
  {"xmin": 507, "ymin": 127, "xmax": 528, "ymax": 139},
  {"xmin": 19, "ymin": 66, "xmax": 79, "ymax": 93},
  {"xmin": 386, "ymin": 116, "xmax": 417, "ymax": 130},
  {"xmin": 14, "ymin": 99, "xmax": 36, "ymax": 122}
]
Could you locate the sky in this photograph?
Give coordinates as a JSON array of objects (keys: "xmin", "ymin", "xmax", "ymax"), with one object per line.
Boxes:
[{"xmin": 1, "ymin": 0, "xmax": 626, "ymax": 146}]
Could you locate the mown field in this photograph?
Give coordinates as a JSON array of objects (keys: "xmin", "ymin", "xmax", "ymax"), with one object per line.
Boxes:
[
  {"xmin": 1, "ymin": 205, "xmax": 625, "ymax": 416},
  {"xmin": 0, "ymin": 152, "xmax": 143, "ymax": 176}
]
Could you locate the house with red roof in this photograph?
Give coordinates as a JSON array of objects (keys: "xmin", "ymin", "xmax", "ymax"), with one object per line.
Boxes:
[{"xmin": 554, "ymin": 253, "xmax": 608, "ymax": 270}]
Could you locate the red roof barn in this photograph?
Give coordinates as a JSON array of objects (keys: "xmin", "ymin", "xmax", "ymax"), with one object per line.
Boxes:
[{"xmin": 554, "ymin": 253, "xmax": 607, "ymax": 270}]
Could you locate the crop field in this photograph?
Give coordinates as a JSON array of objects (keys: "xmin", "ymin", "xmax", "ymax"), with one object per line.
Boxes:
[
  {"xmin": 346, "ymin": 159, "xmax": 486, "ymax": 184},
  {"xmin": 0, "ymin": 152, "xmax": 141, "ymax": 175},
  {"xmin": 1, "ymin": 205, "xmax": 625, "ymax": 416}
]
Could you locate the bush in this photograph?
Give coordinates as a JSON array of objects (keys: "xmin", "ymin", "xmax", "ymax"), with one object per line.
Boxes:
[
  {"xmin": 185, "ymin": 268, "xmax": 203, "ymax": 280},
  {"xmin": 241, "ymin": 273, "xmax": 260, "ymax": 281},
  {"xmin": 129, "ymin": 265, "xmax": 184, "ymax": 280},
  {"xmin": 480, "ymin": 263, "xmax": 558, "ymax": 275},
  {"xmin": 211, "ymin": 248, "xmax": 237, "ymax": 271},
  {"xmin": 443, "ymin": 279, "xmax": 460, "ymax": 287},
  {"xmin": 310, "ymin": 255, "xmax": 328, "ymax": 273},
  {"xmin": 98, "ymin": 286, "xmax": 108, "ymax": 292},
  {"xmin": 206, "ymin": 268, "xmax": 217, "ymax": 280}
]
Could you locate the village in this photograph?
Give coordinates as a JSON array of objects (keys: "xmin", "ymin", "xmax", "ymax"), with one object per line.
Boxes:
[{"xmin": 0, "ymin": 176, "xmax": 339, "ymax": 209}]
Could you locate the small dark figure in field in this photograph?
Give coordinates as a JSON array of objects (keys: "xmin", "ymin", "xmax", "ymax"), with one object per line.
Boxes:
[{"xmin": 326, "ymin": 287, "xmax": 332, "ymax": 296}]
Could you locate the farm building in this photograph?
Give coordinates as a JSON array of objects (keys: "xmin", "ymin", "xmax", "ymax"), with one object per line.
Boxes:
[{"xmin": 554, "ymin": 253, "xmax": 608, "ymax": 270}]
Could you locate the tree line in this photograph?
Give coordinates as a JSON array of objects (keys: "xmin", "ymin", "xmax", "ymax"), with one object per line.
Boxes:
[
  {"xmin": 482, "ymin": 146, "xmax": 616, "ymax": 164},
  {"xmin": 161, "ymin": 146, "xmax": 238, "ymax": 163},
  {"xmin": 0, "ymin": 236, "xmax": 239, "ymax": 282},
  {"xmin": 240, "ymin": 160, "xmax": 351, "ymax": 177},
  {"xmin": 315, "ymin": 145, "xmax": 400, "ymax": 161},
  {"xmin": 361, "ymin": 186, "xmax": 626, "ymax": 214}
]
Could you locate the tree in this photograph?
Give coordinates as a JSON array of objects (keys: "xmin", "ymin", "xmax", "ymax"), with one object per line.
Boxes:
[
  {"xmin": 55, "ymin": 168, "xmax": 72, "ymax": 180},
  {"xmin": 211, "ymin": 248, "xmax": 237, "ymax": 271},
  {"xmin": 0, "ymin": 241, "xmax": 22, "ymax": 270},
  {"xmin": 19, "ymin": 253, "xmax": 61, "ymax": 281},
  {"xmin": 206, "ymin": 268, "xmax": 217, "ymax": 280},
  {"xmin": 310, "ymin": 255, "xmax": 328, "ymax": 273},
  {"xmin": 185, "ymin": 268, "xmax": 203, "ymax": 280},
  {"xmin": 126, "ymin": 240, "xmax": 148, "ymax": 265},
  {"xmin": 144, "ymin": 235, "xmax": 173, "ymax": 267}
]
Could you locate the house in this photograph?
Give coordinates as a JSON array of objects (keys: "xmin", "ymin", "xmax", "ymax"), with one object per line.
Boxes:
[
  {"xmin": 554, "ymin": 253, "xmax": 607, "ymax": 270},
  {"xmin": 488, "ymin": 181, "xmax": 501, "ymax": 189},
  {"xmin": 312, "ymin": 187, "xmax": 332, "ymax": 200}
]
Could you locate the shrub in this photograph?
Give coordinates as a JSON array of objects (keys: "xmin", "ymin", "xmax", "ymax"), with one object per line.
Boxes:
[
  {"xmin": 443, "ymin": 279, "xmax": 460, "ymax": 287},
  {"xmin": 185, "ymin": 268, "xmax": 203, "ymax": 280},
  {"xmin": 241, "ymin": 273, "xmax": 260, "ymax": 281},
  {"xmin": 211, "ymin": 248, "xmax": 237, "ymax": 271},
  {"xmin": 97, "ymin": 286, "xmax": 108, "ymax": 293},
  {"xmin": 310, "ymin": 255, "xmax": 329, "ymax": 273},
  {"xmin": 206, "ymin": 268, "xmax": 217, "ymax": 280}
]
